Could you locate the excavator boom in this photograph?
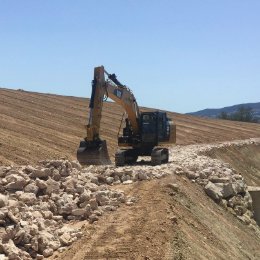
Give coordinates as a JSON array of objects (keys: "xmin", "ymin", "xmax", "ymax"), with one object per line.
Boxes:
[{"xmin": 77, "ymin": 66, "xmax": 139, "ymax": 165}]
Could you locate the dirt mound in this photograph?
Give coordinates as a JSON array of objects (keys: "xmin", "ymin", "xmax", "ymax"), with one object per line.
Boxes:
[
  {"xmin": 1, "ymin": 87, "xmax": 260, "ymax": 165},
  {"xmin": 206, "ymin": 142, "xmax": 260, "ymax": 186},
  {"xmin": 0, "ymin": 160, "xmax": 135, "ymax": 259}
]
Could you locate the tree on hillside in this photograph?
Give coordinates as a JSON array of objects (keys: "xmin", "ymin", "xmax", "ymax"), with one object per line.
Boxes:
[
  {"xmin": 218, "ymin": 106, "xmax": 257, "ymax": 123},
  {"xmin": 218, "ymin": 111, "xmax": 228, "ymax": 120}
]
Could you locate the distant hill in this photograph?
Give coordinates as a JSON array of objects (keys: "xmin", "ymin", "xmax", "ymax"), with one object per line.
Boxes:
[{"xmin": 188, "ymin": 102, "xmax": 260, "ymax": 122}]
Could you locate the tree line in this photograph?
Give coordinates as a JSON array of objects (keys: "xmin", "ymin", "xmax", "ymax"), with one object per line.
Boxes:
[{"xmin": 218, "ymin": 106, "xmax": 258, "ymax": 123}]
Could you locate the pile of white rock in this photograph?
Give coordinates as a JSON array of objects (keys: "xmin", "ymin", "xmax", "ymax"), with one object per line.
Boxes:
[
  {"xmin": 169, "ymin": 138, "xmax": 260, "ymax": 227},
  {"xmin": 0, "ymin": 160, "xmax": 129, "ymax": 259}
]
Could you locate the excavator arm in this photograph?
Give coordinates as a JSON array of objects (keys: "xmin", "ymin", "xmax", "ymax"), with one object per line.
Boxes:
[
  {"xmin": 105, "ymin": 74, "xmax": 140, "ymax": 135},
  {"xmin": 77, "ymin": 66, "xmax": 140, "ymax": 165}
]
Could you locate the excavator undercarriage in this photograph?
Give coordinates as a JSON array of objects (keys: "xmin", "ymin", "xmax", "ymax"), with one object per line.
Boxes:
[{"xmin": 115, "ymin": 147, "xmax": 169, "ymax": 166}]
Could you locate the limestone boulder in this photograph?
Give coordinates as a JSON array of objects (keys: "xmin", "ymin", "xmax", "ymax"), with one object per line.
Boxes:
[
  {"xmin": 56, "ymin": 194, "xmax": 77, "ymax": 215},
  {"xmin": 29, "ymin": 168, "xmax": 51, "ymax": 179},
  {"xmin": 24, "ymin": 183, "xmax": 39, "ymax": 194},
  {"xmin": 45, "ymin": 179, "xmax": 60, "ymax": 195},
  {"xmin": 186, "ymin": 170, "xmax": 199, "ymax": 179},
  {"xmin": 0, "ymin": 194, "xmax": 8, "ymax": 208},
  {"xmin": 35, "ymin": 178, "xmax": 47, "ymax": 190},
  {"xmin": 18, "ymin": 193, "xmax": 37, "ymax": 205},
  {"xmin": 5, "ymin": 175, "xmax": 27, "ymax": 191},
  {"xmin": 204, "ymin": 181, "xmax": 223, "ymax": 201},
  {"xmin": 221, "ymin": 183, "xmax": 236, "ymax": 199},
  {"xmin": 138, "ymin": 172, "xmax": 148, "ymax": 181}
]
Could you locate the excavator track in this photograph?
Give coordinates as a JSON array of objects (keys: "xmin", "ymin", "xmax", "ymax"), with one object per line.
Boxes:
[
  {"xmin": 77, "ymin": 140, "xmax": 111, "ymax": 165},
  {"xmin": 115, "ymin": 149, "xmax": 138, "ymax": 167},
  {"xmin": 115, "ymin": 150, "xmax": 125, "ymax": 166},
  {"xmin": 151, "ymin": 147, "xmax": 169, "ymax": 166},
  {"xmin": 115, "ymin": 148, "xmax": 169, "ymax": 166}
]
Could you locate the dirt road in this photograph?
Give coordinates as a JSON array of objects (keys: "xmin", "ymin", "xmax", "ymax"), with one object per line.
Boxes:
[{"xmin": 52, "ymin": 175, "xmax": 260, "ymax": 260}]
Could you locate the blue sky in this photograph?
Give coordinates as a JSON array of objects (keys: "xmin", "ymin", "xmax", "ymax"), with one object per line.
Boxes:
[{"xmin": 0, "ymin": 0, "xmax": 259, "ymax": 113}]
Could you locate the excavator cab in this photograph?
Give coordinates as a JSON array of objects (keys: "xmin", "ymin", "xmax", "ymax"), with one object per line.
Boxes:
[
  {"xmin": 140, "ymin": 112, "xmax": 171, "ymax": 144},
  {"xmin": 140, "ymin": 113, "xmax": 157, "ymax": 143}
]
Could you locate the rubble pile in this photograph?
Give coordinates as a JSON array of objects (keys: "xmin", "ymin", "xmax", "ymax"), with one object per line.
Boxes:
[
  {"xmin": 81, "ymin": 163, "xmax": 171, "ymax": 185},
  {"xmin": 0, "ymin": 160, "xmax": 128, "ymax": 259},
  {"xmin": 170, "ymin": 138, "xmax": 260, "ymax": 226}
]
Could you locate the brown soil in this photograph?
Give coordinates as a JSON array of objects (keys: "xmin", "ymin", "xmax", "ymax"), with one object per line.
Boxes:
[
  {"xmin": 51, "ymin": 175, "xmax": 260, "ymax": 260},
  {"xmin": 207, "ymin": 144, "xmax": 260, "ymax": 186},
  {"xmin": 1, "ymin": 88, "xmax": 260, "ymax": 165}
]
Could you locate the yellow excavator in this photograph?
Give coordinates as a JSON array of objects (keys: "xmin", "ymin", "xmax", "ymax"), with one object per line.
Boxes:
[{"xmin": 77, "ymin": 66, "xmax": 176, "ymax": 166}]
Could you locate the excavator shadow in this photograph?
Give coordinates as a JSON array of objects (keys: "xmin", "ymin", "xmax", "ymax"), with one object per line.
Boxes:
[{"xmin": 116, "ymin": 159, "xmax": 172, "ymax": 167}]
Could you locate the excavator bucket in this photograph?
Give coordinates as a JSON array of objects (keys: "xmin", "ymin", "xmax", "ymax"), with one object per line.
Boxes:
[{"xmin": 77, "ymin": 140, "xmax": 111, "ymax": 165}]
